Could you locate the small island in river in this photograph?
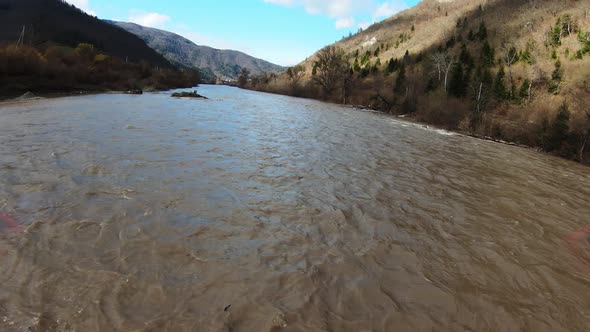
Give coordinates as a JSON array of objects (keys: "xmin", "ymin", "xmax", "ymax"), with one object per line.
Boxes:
[{"xmin": 171, "ymin": 91, "xmax": 208, "ymax": 99}]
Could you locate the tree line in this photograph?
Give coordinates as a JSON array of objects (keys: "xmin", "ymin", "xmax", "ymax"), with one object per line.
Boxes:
[
  {"xmin": 0, "ymin": 42, "xmax": 200, "ymax": 98},
  {"xmin": 243, "ymin": 12, "xmax": 590, "ymax": 164}
]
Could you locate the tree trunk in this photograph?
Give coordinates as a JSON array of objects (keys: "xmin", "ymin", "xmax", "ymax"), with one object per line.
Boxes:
[
  {"xmin": 477, "ymin": 82, "xmax": 483, "ymax": 114},
  {"xmin": 444, "ymin": 67, "xmax": 451, "ymax": 91},
  {"xmin": 527, "ymin": 79, "xmax": 532, "ymax": 104},
  {"xmin": 581, "ymin": 134, "xmax": 588, "ymax": 163}
]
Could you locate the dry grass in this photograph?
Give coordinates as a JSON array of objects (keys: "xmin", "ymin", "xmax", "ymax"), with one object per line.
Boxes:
[{"xmin": 246, "ymin": 0, "xmax": 590, "ymax": 164}]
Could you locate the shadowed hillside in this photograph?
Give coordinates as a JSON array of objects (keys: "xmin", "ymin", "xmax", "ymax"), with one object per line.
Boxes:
[
  {"xmin": 111, "ymin": 21, "xmax": 285, "ymax": 81},
  {"xmin": 0, "ymin": 0, "xmax": 172, "ymax": 67},
  {"xmin": 0, "ymin": 0, "xmax": 200, "ymax": 98},
  {"xmin": 246, "ymin": 0, "xmax": 590, "ymax": 164}
]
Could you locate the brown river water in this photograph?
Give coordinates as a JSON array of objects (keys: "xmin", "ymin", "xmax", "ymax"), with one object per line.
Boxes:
[{"xmin": 0, "ymin": 85, "xmax": 589, "ymax": 332}]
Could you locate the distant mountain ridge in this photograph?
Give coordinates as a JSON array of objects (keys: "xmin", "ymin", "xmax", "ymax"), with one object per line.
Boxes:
[
  {"xmin": 0, "ymin": 0, "xmax": 173, "ymax": 68},
  {"xmin": 110, "ymin": 21, "xmax": 285, "ymax": 80}
]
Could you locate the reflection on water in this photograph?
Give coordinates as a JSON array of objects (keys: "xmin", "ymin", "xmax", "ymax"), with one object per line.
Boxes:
[{"xmin": 0, "ymin": 85, "xmax": 589, "ymax": 331}]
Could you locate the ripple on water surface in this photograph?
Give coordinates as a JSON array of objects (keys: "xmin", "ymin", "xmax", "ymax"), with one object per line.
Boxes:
[{"xmin": 0, "ymin": 86, "xmax": 590, "ymax": 331}]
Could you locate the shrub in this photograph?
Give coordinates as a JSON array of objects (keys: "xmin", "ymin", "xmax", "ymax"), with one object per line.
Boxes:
[
  {"xmin": 417, "ymin": 90, "xmax": 470, "ymax": 129},
  {"xmin": 542, "ymin": 102, "xmax": 570, "ymax": 152}
]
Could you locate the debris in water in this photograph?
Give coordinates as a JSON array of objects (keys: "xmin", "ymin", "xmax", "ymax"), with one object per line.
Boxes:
[{"xmin": 171, "ymin": 90, "xmax": 208, "ymax": 99}]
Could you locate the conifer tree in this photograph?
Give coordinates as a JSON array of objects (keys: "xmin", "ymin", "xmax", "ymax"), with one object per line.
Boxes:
[
  {"xmin": 394, "ymin": 63, "xmax": 407, "ymax": 95},
  {"xmin": 449, "ymin": 63, "xmax": 467, "ymax": 97},
  {"xmin": 494, "ymin": 66, "xmax": 507, "ymax": 99}
]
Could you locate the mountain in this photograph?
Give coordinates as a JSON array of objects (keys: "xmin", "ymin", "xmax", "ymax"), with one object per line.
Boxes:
[
  {"xmin": 246, "ymin": 0, "xmax": 590, "ymax": 164},
  {"xmin": 110, "ymin": 21, "xmax": 285, "ymax": 80},
  {"xmin": 0, "ymin": 0, "xmax": 173, "ymax": 68},
  {"xmin": 0, "ymin": 0, "xmax": 200, "ymax": 98}
]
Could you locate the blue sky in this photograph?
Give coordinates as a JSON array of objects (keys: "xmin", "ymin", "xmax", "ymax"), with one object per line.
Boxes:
[{"xmin": 65, "ymin": 0, "xmax": 420, "ymax": 66}]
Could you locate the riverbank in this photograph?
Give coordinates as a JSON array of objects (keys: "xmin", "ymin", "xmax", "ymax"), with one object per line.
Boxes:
[
  {"xmin": 0, "ymin": 87, "xmax": 200, "ymax": 104},
  {"xmin": 243, "ymin": 84, "xmax": 589, "ymax": 166},
  {"xmin": 0, "ymin": 44, "xmax": 200, "ymax": 103}
]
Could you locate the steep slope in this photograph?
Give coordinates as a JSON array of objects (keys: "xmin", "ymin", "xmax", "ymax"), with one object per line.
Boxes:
[
  {"xmin": 297, "ymin": 0, "xmax": 495, "ymax": 72},
  {"xmin": 111, "ymin": 21, "xmax": 285, "ymax": 80},
  {"xmin": 0, "ymin": 0, "xmax": 172, "ymax": 68},
  {"xmin": 248, "ymin": 0, "xmax": 590, "ymax": 164}
]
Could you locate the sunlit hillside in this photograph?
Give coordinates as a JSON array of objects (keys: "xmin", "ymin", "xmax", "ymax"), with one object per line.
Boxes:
[{"xmin": 247, "ymin": 0, "xmax": 590, "ymax": 164}]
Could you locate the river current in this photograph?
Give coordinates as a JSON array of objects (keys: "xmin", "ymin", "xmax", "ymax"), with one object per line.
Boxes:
[{"xmin": 0, "ymin": 85, "xmax": 589, "ymax": 331}]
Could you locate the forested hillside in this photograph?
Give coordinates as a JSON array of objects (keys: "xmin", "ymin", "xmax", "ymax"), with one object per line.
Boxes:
[
  {"xmin": 0, "ymin": 0, "xmax": 199, "ymax": 98},
  {"xmin": 111, "ymin": 21, "xmax": 285, "ymax": 81},
  {"xmin": 245, "ymin": 0, "xmax": 590, "ymax": 164},
  {"xmin": 0, "ymin": 0, "xmax": 171, "ymax": 67}
]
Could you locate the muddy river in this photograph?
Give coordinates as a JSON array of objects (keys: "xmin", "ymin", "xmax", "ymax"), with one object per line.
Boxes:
[{"xmin": 0, "ymin": 85, "xmax": 589, "ymax": 331}]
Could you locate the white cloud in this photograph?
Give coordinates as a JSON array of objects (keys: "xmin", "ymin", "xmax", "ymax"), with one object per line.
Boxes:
[
  {"xmin": 63, "ymin": 0, "xmax": 95, "ymax": 16},
  {"xmin": 264, "ymin": 0, "xmax": 409, "ymax": 30},
  {"xmin": 264, "ymin": 0, "xmax": 295, "ymax": 5},
  {"xmin": 335, "ymin": 17, "xmax": 355, "ymax": 29},
  {"xmin": 358, "ymin": 20, "xmax": 371, "ymax": 30},
  {"xmin": 128, "ymin": 10, "xmax": 171, "ymax": 28},
  {"xmin": 373, "ymin": 1, "xmax": 408, "ymax": 19},
  {"xmin": 264, "ymin": 0, "xmax": 373, "ymax": 18}
]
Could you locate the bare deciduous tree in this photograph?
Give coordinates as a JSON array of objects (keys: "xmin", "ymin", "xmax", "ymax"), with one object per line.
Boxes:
[
  {"xmin": 502, "ymin": 45, "xmax": 518, "ymax": 98},
  {"xmin": 267, "ymin": 73, "xmax": 279, "ymax": 84},
  {"xmin": 431, "ymin": 51, "xmax": 455, "ymax": 91},
  {"xmin": 286, "ymin": 65, "xmax": 305, "ymax": 89},
  {"xmin": 311, "ymin": 46, "xmax": 348, "ymax": 97},
  {"xmin": 502, "ymin": 45, "xmax": 518, "ymax": 69},
  {"xmin": 470, "ymin": 81, "xmax": 489, "ymax": 123},
  {"xmin": 238, "ymin": 68, "xmax": 250, "ymax": 88}
]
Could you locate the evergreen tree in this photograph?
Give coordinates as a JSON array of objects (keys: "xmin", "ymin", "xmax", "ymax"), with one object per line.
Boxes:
[
  {"xmin": 371, "ymin": 64, "xmax": 380, "ymax": 74},
  {"xmin": 549, "ymin": 60, "xmax": 563, "ymax": 94},
  {"xmin": 493, "ymin": 66, "xmax": 507, "ymax": 99},
  {"xmin": 361, "ymin": 66, "xmax": 370, "ymax": 78},
  {"xmin": 403, "ymin": 50, "xmax": 411, "ymax": 63},
  {"xmin": 361, "ymin": 51, "xmax": 370, "ymax": 65},
  {"xmin": 353, "ymin": 58, "xmax": 361, "ymax": 73},
  {"xmin": 446, "ymin": 36, "xmax": 456, "ymax": 49},
  {"xmin": 552, "ymin": 59, "xmax": 563, "ymax": 81},
  {"xmin": 394, "ymin": 63, "xmax": 407, "ymax": 95},
  {"xmin": 371, "ymin": 58, "xmax": 382, "ymax": 74},
  {"xmin": 415, "ymin": 52, "xmax": 424, "ymax": 63},
  {"xmin": 425, "ymin": 77, "xmax": 436, "ymax": 92},
  {"xmin": 519, "ymin": 79, "xmax": 531, "ymax": 100},
  {"xmin": 481, "ymin": 41, "xmax": 494, "ymax": 67},
  {"xmin": 459, "ymin": 44, "xmax": 474, "ymax": 72},
  {"xmin": 548, "ymin": 24, "xmax": 562, "ymax": 48},
  {"xmin": 478, "ymin": 21, "xmax": 488, "ymax": 40},
  {"xmin": 520, "ymin": 49, "xmax": 533, "ymax": 64},
  {"xmin": 545, "ymin": 102, "xmax": 570, "ymax": 151},
  {"xmin": 448, "ymin": 62, "xmax": 467, "ymax": 97},
  {"xmin": 384, "ymin": 58, "xmax": 398, "ymax": 75}
]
